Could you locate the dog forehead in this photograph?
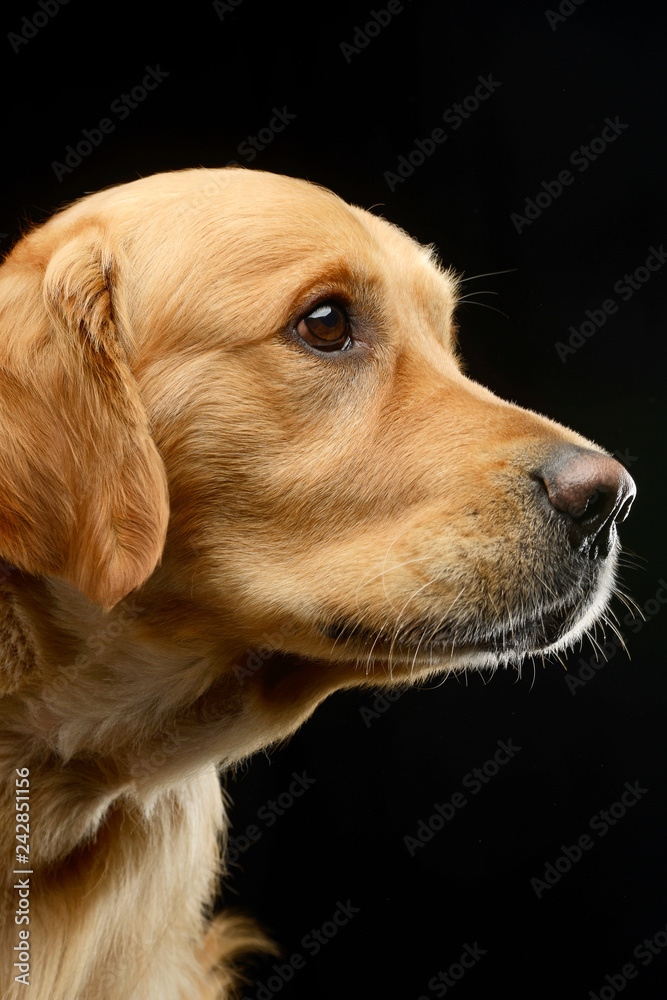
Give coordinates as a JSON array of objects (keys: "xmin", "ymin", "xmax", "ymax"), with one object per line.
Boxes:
[
  {"xmin": 111, "ymin": 169, "xmax": 454, "ymax": 351},
  {"xmin": 176, "ymin": 168, "xmax": 417, "ymax": 272},
  {"xmin": 112, "ymin": 168, "xmax": 428, "ymax": 273}
]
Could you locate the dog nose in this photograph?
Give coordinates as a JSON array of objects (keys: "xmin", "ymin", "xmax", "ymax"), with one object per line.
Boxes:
[{"xmin": 538, "ymin": 448, "xmax": 636, "ymax": 559}]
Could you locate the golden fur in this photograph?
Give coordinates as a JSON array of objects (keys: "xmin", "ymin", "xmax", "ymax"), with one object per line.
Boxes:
[{"xmin": 0, "ymin": 167, "xmax": 633, "ymax": 998}]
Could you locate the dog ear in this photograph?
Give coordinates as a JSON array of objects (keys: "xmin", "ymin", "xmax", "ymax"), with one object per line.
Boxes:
[{"xmin": 0, "ymin": 228, "xmax": 169, "ymax": 609}]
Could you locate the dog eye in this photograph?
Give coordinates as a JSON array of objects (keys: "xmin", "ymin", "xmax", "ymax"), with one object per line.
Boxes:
[{"xmin": 296, "ymin": 303, "xmax": 351, "ymax": 352}]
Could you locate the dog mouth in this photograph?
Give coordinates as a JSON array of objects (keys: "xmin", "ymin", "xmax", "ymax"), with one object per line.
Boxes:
[
  {"xmin": 317, "ymin": 552, "xmax": 616, "ymax": 667},
  {"xmin": 322, "ymin": 600, "xmax": 580, "ymax": 659},
  {"xmin": 254, "ymin": 602, "xmax": 581, "ymax": 699},
  {"xmin": 253, "ymin": 561, "xmax": 616, "ymax": 697}
]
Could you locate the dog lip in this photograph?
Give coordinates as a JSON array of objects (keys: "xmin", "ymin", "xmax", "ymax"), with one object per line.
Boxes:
[
  {"xmin": 427, "ymin": 605, "xmax": 578, "ymax": 652},
  {"xmin": 254, "ymin": 601, "xmax": 580, "ymax": 696},
  {"xmin": 321, "ymin": 602, "xmax": 581, "ymax": 657}
]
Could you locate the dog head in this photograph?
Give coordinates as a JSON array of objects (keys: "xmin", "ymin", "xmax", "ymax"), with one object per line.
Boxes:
[{"xmin": 0, "ymin": 168, "xmax": 635, "ymax": 750}]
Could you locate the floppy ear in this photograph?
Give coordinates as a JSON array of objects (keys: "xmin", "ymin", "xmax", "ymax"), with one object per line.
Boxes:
[{"xmin": 0, "ymin": 228, "xmax": 169, "ymax": 609}]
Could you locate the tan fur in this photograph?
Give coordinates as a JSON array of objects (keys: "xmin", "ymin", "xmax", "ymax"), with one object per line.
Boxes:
[{"xmin": 0, "ymin": 168, "xmax": 627, "ymax": 997}]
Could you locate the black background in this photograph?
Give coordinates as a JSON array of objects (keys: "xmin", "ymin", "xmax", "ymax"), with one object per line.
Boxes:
[{"xmin": 3, "ymin": 0, "xmax": 666, "ymax": 997}]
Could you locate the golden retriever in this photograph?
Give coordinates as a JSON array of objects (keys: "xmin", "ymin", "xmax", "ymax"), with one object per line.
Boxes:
[{"xmin": 0, "ymin": 167, "xmax": 635, "ymax": 999}]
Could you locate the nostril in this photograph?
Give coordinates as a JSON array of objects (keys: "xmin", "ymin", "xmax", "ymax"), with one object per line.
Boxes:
[
  {"xmin": 548, "ymin": 481, "xmax": 614, "ymax": 525},
  {"xmin": 615, "ymin": 491, "xmax": 634, "ymax": 525},
  {"xmin": 537, "ymin": 447, "xmax": 636, "ymax": 557}
]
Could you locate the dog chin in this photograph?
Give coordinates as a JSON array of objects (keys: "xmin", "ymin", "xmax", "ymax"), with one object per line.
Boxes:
[
  {"xmin": 532, "ymin": 560, "xmax": 618, "ymax": 663},
  {"xmin": 284, "ymin": 554, "xmax": 619, "ymax": 681},
  {"xmin": 422, "ymin": 555, "xmax": 619, "ymax": 673}
]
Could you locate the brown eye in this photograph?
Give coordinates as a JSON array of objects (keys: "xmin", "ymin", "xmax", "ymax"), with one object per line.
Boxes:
[{"xmin": 296, "ymin": 303, "xmax": 351, "ymax": 352}]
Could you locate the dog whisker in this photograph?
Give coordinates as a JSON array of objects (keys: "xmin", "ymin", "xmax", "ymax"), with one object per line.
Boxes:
[
  {"xmin": 352, "ymin": 527, "xmax": 419, "ymax": 615},
  {"xmin": 457, "ymin": 289, "xmax": 500, "ymax": 301},
  {"xmin": 600, "ymin": 611, "xmax": 630, "ymax": 658},
  {"xmin": 456, "ymin": 298, "xmax": 510, "ymax": 319},
  {"xmin": 457, "ymin": 267, "xmax": 518, "ymax": 283},
  {"xmin": 387, "ymin": 577, "xmax": 439, "ymax": 666},
  {"xmin": 586, "ymin": 628, "xmax": 609, "ymax": 663},
  {"xmin": 617, "ymin": 545, "xmax": 647, "ymax": 565},
  {"xmin": 612, "ymin": 586, "xmax": 645, "ymax": 620}
]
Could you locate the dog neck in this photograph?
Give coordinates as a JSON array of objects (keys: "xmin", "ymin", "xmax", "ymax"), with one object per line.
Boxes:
[{"xmin": 0, "ymin": 563, "xmax": 332, "ymax": 807}]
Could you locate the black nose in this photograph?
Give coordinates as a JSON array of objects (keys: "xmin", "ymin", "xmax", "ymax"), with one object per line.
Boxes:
[{"xmin": 537, "ymin": 447, "xmax": 636, "ymax": 559}]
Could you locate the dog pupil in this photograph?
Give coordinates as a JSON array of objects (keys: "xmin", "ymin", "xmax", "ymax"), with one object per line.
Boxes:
[{"xmin": 309, "ymin": 305, "xmax": 343, "ymax": 341}]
